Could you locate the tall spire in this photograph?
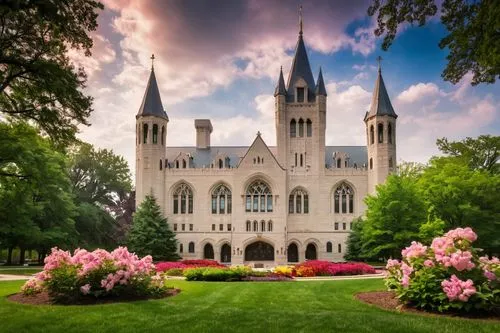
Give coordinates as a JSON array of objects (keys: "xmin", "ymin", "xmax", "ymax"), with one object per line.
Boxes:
[
  {"xmin": 286, "ymin": 6, "xmax": 315, "ymax": 101},
  {"xmin": 137, "ymin": 64, "xmax": 168, "ymax": 120},
  {"xmin": 365, "ymin": 61, "xmax": 397, "ymax": 120},
  {"xmin": 315, "ymin": 67, "xmax": 327, "ymax": 96},
  {"xmin": 274, "ymin": 66, "xmax": 287, "ymax": 96}
]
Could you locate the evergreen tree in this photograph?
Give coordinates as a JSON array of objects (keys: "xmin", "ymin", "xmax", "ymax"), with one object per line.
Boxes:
[
  {"xmin": 127, "ymin": 194, "xmax": 179, "ymax": 261},
  {"xmin": 344, "ymin": 217, "xmax": 365, "ymax": 261}
]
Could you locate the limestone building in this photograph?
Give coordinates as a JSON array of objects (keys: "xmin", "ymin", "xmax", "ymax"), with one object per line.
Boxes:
[{"xmin": 134, "ymin": 19, "xmax": 398, "ymax": 266}]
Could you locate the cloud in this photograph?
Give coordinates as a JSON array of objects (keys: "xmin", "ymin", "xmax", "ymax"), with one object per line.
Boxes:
[{"xmin": 396, "ymin": 82, "xmax": 444, "ymax": 104}]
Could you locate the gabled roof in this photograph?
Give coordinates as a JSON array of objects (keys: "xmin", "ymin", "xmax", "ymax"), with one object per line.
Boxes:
[
  {"xmin": 136, "ymin": 68, "xmax": 169, "ymax": 120},
  {"xmin": 315, "ymin": 67, "xmax": 327, "ymax": 96},
  {"xmin": 274, "ymin": 67, "xmax": 287, "ymax": 97},
  {"xmin": 286, "ymin": 33, "xmax": 315, "ymax": 102},
  {"xmin": 365, "ymin": 68, "xmax": 397, "ymax": 120},
  {"xmin": 237, "ymin": 133, "xmax": 285, "ymax": 170}
]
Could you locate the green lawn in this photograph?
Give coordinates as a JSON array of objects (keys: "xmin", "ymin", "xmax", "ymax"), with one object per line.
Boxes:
[{"xmin": 0, "ymin": 279, "xmax": 498, "ymax": 333}]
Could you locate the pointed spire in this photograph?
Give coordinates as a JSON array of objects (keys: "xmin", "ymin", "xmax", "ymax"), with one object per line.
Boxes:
[
  {"xmin": 274, "ymin": 66, "xmax": 287, "ymax": 96},
  {"xmin": 150, "ymin": 53, "xmax": 155, "ymax": 70},
  {"xmin": 315, "ymin": 67, "xmax": 327, "ymax": 96},
  {"xmin": 366, "ymin": 62, "xmax": 397, "ymax": 120},
  {"xmin": 286, "ymin": 6, "xmax": 315, "ymax": 101},
  {"xmin": 137, "ymin": 64, "xmax": 168, "ymax": 120}
]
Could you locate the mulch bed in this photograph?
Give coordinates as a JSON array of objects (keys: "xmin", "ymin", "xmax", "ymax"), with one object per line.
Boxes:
[
  {"xmin": 8, "ymin": 288, "xmax": 180, "ymax": 306},
  {"xmin": 356, "ymin": 291, "xmax": 500, "ymax": 321}
]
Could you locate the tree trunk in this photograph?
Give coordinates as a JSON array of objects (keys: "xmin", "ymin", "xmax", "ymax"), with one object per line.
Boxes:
[
  {"xmin": 6, "ymin": 247, "xmax": 13, "ymax": 265},
  {"xmin": 19, "ymin": 246, "xmax": 26, "ymax": 265}
]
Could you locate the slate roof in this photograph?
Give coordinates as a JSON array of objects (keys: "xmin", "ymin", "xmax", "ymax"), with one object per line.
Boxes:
[
  {"xmin": 365, "ymin": 69, "xmax": 397, "ymax": 120},
  {"xmin": 164, "ymin": 146, "xmax": 367, "ymax": 169},
  {"xmin": 315, "ymin": 67, "xmax": 327, "ymax": 96},
  {"xmin": 137, "ymin": 68, "xmax": 169, "ymax": 119},
  {"xmin": 286, "ymin": 33, "xmax": 316, "ymax": 102},
  {"xmin": 274, "ymin": 67, "xmax": 287, "ymax": 96}
]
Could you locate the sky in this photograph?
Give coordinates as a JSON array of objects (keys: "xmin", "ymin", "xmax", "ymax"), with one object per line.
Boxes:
[{"xmin": 73, "ymin": 0, "xmax": 500, "ymax": 174}]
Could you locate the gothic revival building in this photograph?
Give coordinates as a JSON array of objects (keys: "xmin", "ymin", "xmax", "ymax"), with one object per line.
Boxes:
[{"xmin": 135, "ymin": 19, "xmax": 398, "ymax": 266}]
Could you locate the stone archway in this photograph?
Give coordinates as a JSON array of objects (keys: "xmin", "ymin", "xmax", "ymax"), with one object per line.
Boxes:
[
  {"xmin": 305, "ymin": 243, "xmax": 317, "ymax": 260},
  {"xmin": 287, "ymin": 243, "xmax": 299, "ymax": 263},
  {"xmin": 220, "ymin": 243, "xmax": 231, "ymax": 263},
  {"xmin": 204, "ymin": 243, "xmax": 214, "ymax": 259},
  {"xmin": 244, "ymin": 241, "xmax": 274, "ymax": 261}
]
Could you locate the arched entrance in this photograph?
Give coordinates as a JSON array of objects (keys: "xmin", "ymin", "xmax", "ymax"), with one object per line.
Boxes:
[
  {"xmin": 220, "ymin": 244, "xmax": 231, "ymax": 263},
  {"xmin": 305, "ymin": 243, "xmax": 317, "ymax": 260},
  {"xmin": 203, "ymin": 243, "xmax": 214, "ymax": 259},
  {"xmin": 244, "ymin": 241, "xmax": 274, "ymax": 261},
  {"xmin": 287, "ymin": 243, "xmax": 299, "ymax": 263}
]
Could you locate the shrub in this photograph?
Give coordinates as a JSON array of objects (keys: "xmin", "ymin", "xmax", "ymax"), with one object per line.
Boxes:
[
  {"xmin": 273, "ymin": 265, "xmax": 295, "ymax": 277},
  {"xmin": 155, "ymin": 259, "xmax": 224, "ymax": 273},
  {"xmin": 21, "ymin": 247, "xmax": 171, "ymax": 303},
  {"xmin": 183, "ymin": 266, "xmax": 252, "ymax": 281},
  {"xmin": 294, "ymin": 261, "xmax": 375, "ymax": 277},
  {"xmin": 165, "ymin": 268, "xmax": 184, "ymax": 276},
  {"xmin": 385, "ymin": 227, "xmax": 500, "ymax": 313}
]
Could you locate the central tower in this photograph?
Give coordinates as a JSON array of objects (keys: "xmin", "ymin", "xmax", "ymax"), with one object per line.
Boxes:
[{"xmin": 275, "ymin": 9, "xmax": 327, "ymax": 175}]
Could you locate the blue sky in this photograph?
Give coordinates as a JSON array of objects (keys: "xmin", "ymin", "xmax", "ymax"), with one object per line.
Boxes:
[{"xmin": 73, "ymin": 0, "xmax": 499, "ymax": 173}]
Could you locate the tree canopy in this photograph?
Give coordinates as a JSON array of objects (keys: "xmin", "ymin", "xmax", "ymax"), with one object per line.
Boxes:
[
  {"xmin": 0, "ymin": 0, "xmax": 103, "ymax": 144},
  {"xmin": 368, "ymin": 0, "xmax": 500, "ymax": 85}
]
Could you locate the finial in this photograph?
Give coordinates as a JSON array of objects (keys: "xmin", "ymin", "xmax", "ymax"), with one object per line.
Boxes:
[
  {"xmin": 376, "ymin": 55, "xmax": 382, "ymax": 73},
  {"xmin": 150, "ymin": 53, "xmax": 155, "ymax": 70},
  {"xmin": 257, "ymin": 131, "xmax": 261, "ymax": 136},
  {"xmin": 299, "ymin": 5, "xmax": 303, "ymax": 36}
]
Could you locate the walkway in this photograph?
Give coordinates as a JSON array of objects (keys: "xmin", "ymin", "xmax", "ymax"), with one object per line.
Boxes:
[{"xmin": 0, "ymin": 274, "xmax": 30, "ymax": 281}]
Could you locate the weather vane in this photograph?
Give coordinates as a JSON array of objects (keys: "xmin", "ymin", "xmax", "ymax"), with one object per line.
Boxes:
[{"xmin": 299, "ymin": 5, "xmax": 303, "ymax": 35}]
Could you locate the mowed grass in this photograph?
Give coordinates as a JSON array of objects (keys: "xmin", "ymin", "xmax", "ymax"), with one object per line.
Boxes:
[{"xmin": 1, "ymin": 279, "xmax": 499, "ymax": 333}]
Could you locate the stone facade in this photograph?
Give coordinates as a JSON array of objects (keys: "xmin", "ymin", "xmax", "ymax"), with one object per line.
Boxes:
[{"xmin": 134, "ymin": 25, "xmax": 398, "ymax": 267}]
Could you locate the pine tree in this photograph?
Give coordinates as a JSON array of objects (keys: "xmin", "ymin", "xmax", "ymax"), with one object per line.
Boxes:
[{"xmin": 127, "ymin": 194, "xmax": 180, "ymax": 261}]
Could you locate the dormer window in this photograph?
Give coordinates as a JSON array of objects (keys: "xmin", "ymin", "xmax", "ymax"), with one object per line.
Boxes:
[{"xmin": 296, "ymin": 87, "xmax": 305, "ymax": 102}]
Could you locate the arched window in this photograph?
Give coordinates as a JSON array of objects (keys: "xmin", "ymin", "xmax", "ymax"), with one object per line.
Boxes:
[
  {"xmin": 261, "ymin": 220, "xmax": 266, "ymax": 232},
  {"xmin": 253, "ymin": 220, "xmax": 258, "ymax": 232},
  {"xmin": 188, "ymin": 242, "xmax": 195, "ymax": 253},
  {"xmin": 176, "ymin": 160, "xmax": 179, "ymax": 169},
  {"xmin": 378, "ymin": 123, "xmax": 384, "ymax": 143},
  {"xmin": 333, "ymin": 183, "xmax": 354, "ymax": 214},
  {"xmin": 159, "ymin": 159, "xmax": 162, "ymax": 170},
  {"xmin": 298, "ymin": 118, "xmax": 304, "ymax": 137},
  {"xmin": 370, "ymin": 125, "xmax": 374, "ymax": 145},
  {"xmin": 388, "ymin": 123, "xmax": 392, "ymax": 144},
  {"xmin": 289, "ymin": 188, "xmax": 309, "ymax": 214},
  {"xmin": 338, "ymin": 244, "xmax": 342, "ymax": 253},
  {"xmin": 306, "ymin": 119, "xmax": 312, "ymax": 137},
  {"xmin": 290, "ymin": 119, "xmax": 296, "ymax": 137},
  {"xmin": 182, "ymin": 159, "xmax": 187, "ymax": 168},
  {"xmin": 370, "ymin": 158, "xmax": 373, "ymax": 170},
  {"xmin": 268, "ymin": 220, "xmax": 273, "ymax": 232},
  {"xmin": 179, "ymin": 243, "xmax": 183, "ymax": 253},
  {"xmin": 152, "ymin": 124, "xmax": 158, "ymax": 144},
  {"xmin": 246, "ymin": 220, "xmax": 251, "ymax": 232},
  {"xmin": 326, "ymin": 241, "xmax": 332, "ymax": 253},
  {"xmin": 300, "ymin": 154, "xmax": 303, "ymax": 167},
  {"xmin": 218, "ymin": 159, "xmax": 223, "ymax": 169},
  {"xmin": 245, "ymin": 180, "xmax": 273, "ymax": 212},
  {"xmin": 337, "ymin": 158, "xmax": 341, "ymax": 169},
  {"xmin": 143, "ymin": 123, "xmax": 148, "ymax": 144},
  {"xmin": 295, "ymin": 153, "xmax": 298, "ymax": 167},
  {"xmin": 161, "ymin": 126, "xmax": 165, "ymax": 145},
  {"xmin": 211, "ymin": 184, "xmax": 231, "ymax": 214},
  {"xmin": 173, "ymin": 183, "xmax": 193, "ymax": 214},
  {"xmin": 257, "ymin": 156, "xmax": 260, "ymax": 164}
]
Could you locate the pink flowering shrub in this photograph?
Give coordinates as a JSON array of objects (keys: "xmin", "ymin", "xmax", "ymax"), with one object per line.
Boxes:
[
  {"xmin": 385, "ymin": 227, "xmax": 500, "ymax": 313},
  {"xmin": 294, "ymin": 260, "xmax": 375, "ymax": 277},
  {"xmin": 21, "ymin": 247, "xmax": 171, "ymax": 303}
]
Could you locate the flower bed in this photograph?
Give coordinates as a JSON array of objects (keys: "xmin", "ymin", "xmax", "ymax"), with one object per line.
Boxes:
[
  {"xmin": 156, "ymin": 259, "xmax": 225, "ymax": 275},
  {"xmin": 20, "ymin": 247, "xmax": 173, "ymax": 304},
  {"xmin": 385, "ymin": 227, "xmax": 500, "ymax": 314},
  {"xmin": 273, "ymin": 261, "xmax": 376, "ymax": 277}
]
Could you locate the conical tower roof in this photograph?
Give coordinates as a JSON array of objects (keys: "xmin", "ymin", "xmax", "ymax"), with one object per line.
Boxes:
[
  {"xmin": 274, "ymin": 66, "xmax": 287, "ymax": 96},
  {"xmin": 137, "ymin": 66, "xmax": 168, "ymax": 120},
  {"xmin": 366, "ymin": 68, "xmax": 397, "ymax": 120},
  {"xmin": 315, "ymin": 67, "xmax": 327, "ymax": 96}
]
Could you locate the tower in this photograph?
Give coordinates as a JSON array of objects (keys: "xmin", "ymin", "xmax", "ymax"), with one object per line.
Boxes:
[
  {"xmin": 365, "ymin": 59, "xmax": 397, "ymax": 193},
  {"xmin": 274, "ymin": 7, "xmax": 327, "ymax": 175},
  {"xmin": 135, "ymin": 55, "xmax": 169, "ymax": 209}
]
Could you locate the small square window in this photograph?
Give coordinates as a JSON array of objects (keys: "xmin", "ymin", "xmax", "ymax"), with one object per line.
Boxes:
[
  {"xmin": 219, "ymin": 224, "xmax": 223, "ymax": 231},
  {"xmin": 189, "ymin": 224, "xmax": 193, "ymax": 231},
  {"xmin": 334, "ymin": 222, "xmax": 339, "ymax": 231},
  {"xmin": 181, "ymin": 224, "xmax": 185, "ymax": 231},
  {"xmin": 297, "ymin": 87, "xmax": 305, "ymax": 102},
  {"xmin": 227, "ymin": 224, "xmax": 232, "ymax": 231},
  {"xmin": 173, "ymin": 224, "xmax": 177, "ymax": 231},
  {"xmin": 343, "ymin": 223, "xmax": 346, "ymax": 230},
  {"xmin": 212, "ymin": 224, "xmax": 215, "ymax": 231}
]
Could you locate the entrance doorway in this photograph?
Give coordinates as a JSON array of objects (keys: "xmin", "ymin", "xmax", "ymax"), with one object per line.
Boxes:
[
  {"xmin": 244, "ymin": 241, "xmax": 274, "ymax": 261},
  {"xmin": 220, "ymin": 243, "xmax": 231, "ymax": 263},
  {"xmin": 305, "ymin": 243, "xmax": 317, "ymax": 260},
  {"xmin": 287, "ymin": 243, "xmax": 299, "ymax": 262},
  {"xmin": 204, "ymin": 243, "xmax": 214, "ymax": 259}
]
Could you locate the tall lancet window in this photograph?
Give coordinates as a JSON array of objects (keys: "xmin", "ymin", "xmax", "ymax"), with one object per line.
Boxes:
[
  {"xmin": 289, "ymin": 188, "xmax": 309, "ymax": 214},
  {"xmin": 388, "ymin": 123, "xmax": 393, "ymax": 144},
  {"xmin": 297, "ymin": 87, "xmax": 305, "ymax": 102},
  {"xmin": 173, "ymin": 183, "xmax": 193, "ymax": 214},
  {"xmin": 290, "ymin": 119, "xmax": 296, "ymax": 137},
  {"xmin": 370, "ymin": 125, "xmax": 374, "ymax": 145},
  {"xmin": 333, "ymin": 183, "xmax": 354, "ymax": 214},
  {"xmin": 298, "ymin": 118, "xmax": 304, "ymax": 137},
  {"xmin": 245, "ymin": 180, "xmax": 272, "ymax": 213},
  {"xmin": 211, "ymin": 184, "xmax": 231, "ymax": 214},
  {"xmin": 152, "ymin": 124, "xmax": 158, "ymax": 144},
  {"xmin": 378, "ymin": 123, "xmax": 384, "ymax": 143},
  {"xmin": 306, "ymin": 119, "xmax": 312, "ymax": 137},
  {"xmin": 143, "ymin": 123, "xmax": 148, "ymax": 144}
]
